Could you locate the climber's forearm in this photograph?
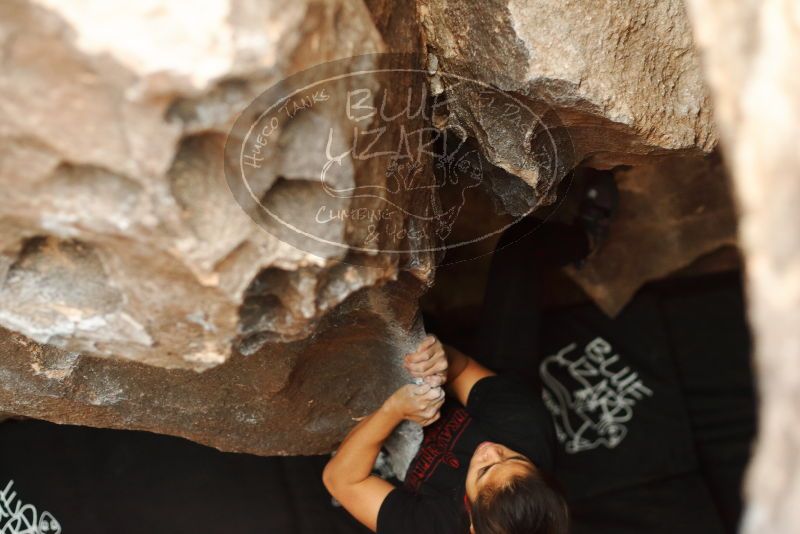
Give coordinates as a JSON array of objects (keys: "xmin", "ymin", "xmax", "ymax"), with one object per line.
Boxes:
[
  {"xmin": 443, "ymin": 343, "xmax": 495, "ymax": 406},
  {"xmin": 444, "ymin": 342, "xmax": 470, "ymax": 384},
  {"xmin": 322, "ymin": 383, "xmax": 444, "ymax": 532},
  {"xmin": 322, "ymin": 402, "xmax": 400, "ymax": 532},
  {"xmin": 323, "ymin": 402, "xmax": 402, "ymax": 489}
]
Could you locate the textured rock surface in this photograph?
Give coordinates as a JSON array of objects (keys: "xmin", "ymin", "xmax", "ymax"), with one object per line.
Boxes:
[
  {"xmin": 0, "ymin": 0, "xmax": 751, "ymax": 458},
  {"xmin": 567, "ymin": 152, "xmax": 738, "ymax": 316},
  {"xmin": 0, "ymin": 0, "xmax": 435, "ymax": 453},
  {"xmin": 419, "ymin": 0, "xmax": 716, "ymax": 213},
  {"xmin": 0, "ymin": 0, "xmax": 432, "ymax": 370},
  {"xmin": 0, "ymin": 275, "xmax": 424, "ymax": 455},
  {"xmin": 686, "ymin": 1, "xmax": 800, "ymax": 532}
]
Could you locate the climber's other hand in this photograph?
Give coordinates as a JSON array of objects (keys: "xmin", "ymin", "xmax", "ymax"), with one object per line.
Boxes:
[
  {"xmin": 384, "ymin": 383, "xmax": 445, "ymax": 426},
  {"xmin": 404, "ymin": 334, "xmax": 448, "ymax": 386}
]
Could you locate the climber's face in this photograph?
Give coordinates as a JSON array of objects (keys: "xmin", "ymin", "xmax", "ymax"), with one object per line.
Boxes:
[{"xmin": 464, "ymin": 441, "xmax": 536, "ymax": 503}]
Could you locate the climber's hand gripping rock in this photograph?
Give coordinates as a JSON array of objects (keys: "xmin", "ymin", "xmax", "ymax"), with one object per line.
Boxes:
[{"xmin": 403, "ymin": 334, "xmax": 448, "ymax": 387}]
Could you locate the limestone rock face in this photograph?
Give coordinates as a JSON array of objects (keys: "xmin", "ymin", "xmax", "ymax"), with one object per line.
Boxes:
[
  {"xmin": 0, "ymin": 0, "xmax": 431, "ymax": 370},
  {"xmin": 685, "ymin": 1, "xmax": 800, "ymax": 532},
  {"xmin": 419, "ymin": 0, "xmax": 716, "ymax": 212},
  {"xmin": 0, "ymin": 0, "xmax": 435, "ymax": 453},
  {"xmin": 0, "ymin": 0, "xmax": 746, "ymax": 458},
  {"xmin": 417, "ymin": 0, "xmax": 736, "ymax": 319},
  {"xmin": 0, "ymin": 275, "xmax": 425, "ymax": 455}
]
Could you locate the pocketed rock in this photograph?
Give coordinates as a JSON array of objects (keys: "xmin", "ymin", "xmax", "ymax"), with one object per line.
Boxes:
[
  {"xmin": 0, "ymin": 0, "xmax": 434, "ymax": 453},
  {"xmin": 0, "ymin": 0, "xmax": 433, "ymax": 370}
]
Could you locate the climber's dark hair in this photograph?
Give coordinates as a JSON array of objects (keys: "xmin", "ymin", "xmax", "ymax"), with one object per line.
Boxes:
[{"xmin": 469, "ymin": 469, "xmax": 569, "ymax": 534}]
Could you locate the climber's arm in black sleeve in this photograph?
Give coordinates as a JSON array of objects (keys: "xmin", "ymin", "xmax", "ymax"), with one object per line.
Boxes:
[{"xmin": 322, "ymin": 383, "xmax": 444, "ymax": 531}]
